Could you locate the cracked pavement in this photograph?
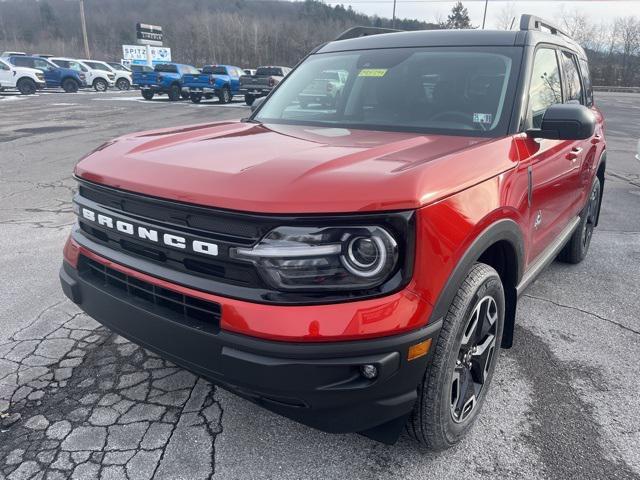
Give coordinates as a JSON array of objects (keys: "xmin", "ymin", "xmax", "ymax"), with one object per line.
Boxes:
[{"xmin": 1, "ymin": 90, "xmax": 639, "ymax": 479}]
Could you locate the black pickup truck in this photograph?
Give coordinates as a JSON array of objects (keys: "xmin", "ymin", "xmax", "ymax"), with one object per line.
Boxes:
[{"xmin": 238, "ymin": 66, "xmax": 291, "ymax": 105}]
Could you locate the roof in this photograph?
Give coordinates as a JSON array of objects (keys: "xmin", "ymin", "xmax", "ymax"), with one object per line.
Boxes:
[{"xmin": 318, "ymin": 25, "xmax": 586, "ymax": 59}]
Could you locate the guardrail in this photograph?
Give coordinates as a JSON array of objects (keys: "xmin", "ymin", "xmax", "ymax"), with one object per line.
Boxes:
[{"xmin": 593, "ymin": 86, "xmax": 640, "ymax": 93}]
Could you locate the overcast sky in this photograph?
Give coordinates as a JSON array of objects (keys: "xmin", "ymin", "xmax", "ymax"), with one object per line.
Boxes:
[{"xmin": 322, "ymin": 0, "xmax": 640, "ymax": 28}]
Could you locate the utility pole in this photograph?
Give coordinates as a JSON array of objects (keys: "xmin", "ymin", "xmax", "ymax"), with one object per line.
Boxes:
[
  {"xmin": 79, "ymin": 0, "xmax": 91, "ymax": 59},
  {"xmin": 482, "ymin": 0, "xmax": 488, "ymax": 29},
  {"xmin": 392, "ymin": 0, "xmax": 396, "ymax": 29}
]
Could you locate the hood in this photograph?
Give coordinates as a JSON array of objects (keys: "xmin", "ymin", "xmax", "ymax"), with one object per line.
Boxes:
[{"xmin": 75, "ymin": 121, "xmax": 518, "ymax": 214}]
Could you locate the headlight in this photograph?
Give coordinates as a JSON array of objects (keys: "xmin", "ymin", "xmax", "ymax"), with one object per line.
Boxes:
[{"xmin": 231, "ymin": 226, "xmax": 399, "ymax": 291}]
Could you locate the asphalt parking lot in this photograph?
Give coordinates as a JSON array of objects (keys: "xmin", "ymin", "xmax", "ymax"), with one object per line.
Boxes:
[{"xmin": 1, "ymin": 89, "xmax": 639, "ymax": 480}]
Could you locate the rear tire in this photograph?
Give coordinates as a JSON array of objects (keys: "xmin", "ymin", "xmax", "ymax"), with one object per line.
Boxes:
[
  {"xmin": 407, "ymin": 263, "xmax": 504, "ymax": 451},
  {"xmin": 558, "ymin": 176, "xmax": 601, "ymax": 264},
  {"xmin": 218, "ymin": 87, "xmax": 231, "ymax": 104},
  {"xmin": 93, "ymin": 78, "xmax": 108, "ymax": 92},
  {"xmin": 17, "ymin": 78, "xmax": 37, "ymax": 95},
  {"xmin": 141, "ymin": 90, "xmax": 154, "ymax": 100},
  {"xmin": 190, "ymin": 93, "xmax": 202, "ymax": 104},
  {"xmin": 62, "ymin": 78, "xmax": 79, "ymax": 93},
  {"xmin": 244, "ymin": 94, "xmax": 255, "ymax": 106},
  {"xmin": 168, "ymin": 84, "xmax": 181, "ymax": 101},
  {"xmin": 116, "ymin": 78, "xmax": 130, "ymax": 90}
]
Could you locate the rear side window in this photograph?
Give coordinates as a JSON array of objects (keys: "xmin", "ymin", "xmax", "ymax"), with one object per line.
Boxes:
[
  {"xmin": 203, "ymin": 66, "xmax": 227, "ymax": 75},
  {"xmin": 12, "ymin": 57, "xmax": 32, "ymax": 68},
  {"xmin": 256, "ymin": 67, "xmax": 283, "ymax": 76},
  {"xmin": 578, "ymin": 58, "xmax": 593, "ymax": 107},
  {"xmin": 560, "ymin": 52, "xmax": 583, "ymax": 104},
  {"xmin": 155, "ymin": 64, "xmax": 178, "ymax": 73},
  {"xmin": 527, "ymin": 48, "xmax": 562, "ymax": 128}
]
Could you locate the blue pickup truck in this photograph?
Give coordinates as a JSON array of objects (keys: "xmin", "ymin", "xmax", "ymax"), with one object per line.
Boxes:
[
  {"xmin": 138, "ymin": 63, "xmax": 199, "ymax": 101},
  {"xmin": 182, "ymin": 65, "xmax": 244, "ymax": 103},
  {"xmin": 7, "ymin": 55, "xmax": 86, "ymax": 92}
]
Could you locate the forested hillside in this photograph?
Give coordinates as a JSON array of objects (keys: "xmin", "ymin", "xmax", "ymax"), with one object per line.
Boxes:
[{"xmin": 0, "ymin": 0, "xmax": 439, "ymax": 66}]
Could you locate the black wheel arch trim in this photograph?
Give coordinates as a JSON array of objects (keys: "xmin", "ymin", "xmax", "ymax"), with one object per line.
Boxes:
[{"xmin": 428, "ymin": 218, "xmax": 525, "ymax": 349}]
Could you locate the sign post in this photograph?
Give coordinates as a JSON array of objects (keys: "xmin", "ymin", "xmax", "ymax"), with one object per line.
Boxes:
[{"xmin": 136, "ymin": 23, "xmax": 164, "ymax": 67}]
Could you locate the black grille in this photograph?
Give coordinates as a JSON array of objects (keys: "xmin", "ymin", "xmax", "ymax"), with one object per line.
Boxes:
[
  {"xmin": 78, "ymin": 180, "xmax": 275, "ymax": 242},
  {"xmin": 79, "ymin": 255, "xmax": 221, "ymax": 333}
]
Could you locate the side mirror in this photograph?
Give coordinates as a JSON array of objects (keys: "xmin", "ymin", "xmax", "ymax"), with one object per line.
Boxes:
[
  {"xmin": 527, "ymin": 103, "xmax": 595, "ymax": 140},
  {"xmin": 250, "ymin": 97, "xmax": 265, "ymax": 112}
]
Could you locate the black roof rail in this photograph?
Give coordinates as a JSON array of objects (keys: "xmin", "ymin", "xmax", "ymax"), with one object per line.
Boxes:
[
  {"xmin": 520, "ymin": 14, "xmax": 570, "ymax": 38},
  {"xmin": 334, "ymin": 26, "xmax": 402, "ymax": 42}
]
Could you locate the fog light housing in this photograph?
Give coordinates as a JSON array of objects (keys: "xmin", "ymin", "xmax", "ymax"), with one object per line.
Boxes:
[{"xmin": 360, "ymin": 364, "xmax": 378, "ymax": 380}]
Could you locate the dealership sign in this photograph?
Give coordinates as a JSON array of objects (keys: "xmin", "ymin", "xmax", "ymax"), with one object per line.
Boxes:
[
  {"xmin": 122, "ymin": 45, "xmax": 171, "ymax": 62},
  {"xmin": 136, "ymin": 23, "xmax": 163, "ymax": 46}
]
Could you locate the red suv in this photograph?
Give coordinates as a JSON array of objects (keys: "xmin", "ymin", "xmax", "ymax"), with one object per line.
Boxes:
[{"xmin": 60, "ymin": 15, "xmax": 605, "ymax": 450}]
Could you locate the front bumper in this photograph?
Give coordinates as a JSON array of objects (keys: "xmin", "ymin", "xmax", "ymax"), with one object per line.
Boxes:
[{"xmin": 60, "ymin": 249, "xmax": 440, "ymax": 440}]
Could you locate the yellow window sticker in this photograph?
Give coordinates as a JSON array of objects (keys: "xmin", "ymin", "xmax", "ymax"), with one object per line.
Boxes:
[{"xmin": 358, "ymin": 68, "xmax": 388, "ymax": 78}]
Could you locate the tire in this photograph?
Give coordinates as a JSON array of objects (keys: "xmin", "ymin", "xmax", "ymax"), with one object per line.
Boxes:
[
  {"xmin": 407, "ymin": 263, "xmax": 504, "ymax": 451},
  {"xmin": 244, "ymin": 94, "xmax": 255, "ymax": 106},
  {"xmin": 62, "ymin": 78, "xmax": 79, "ymax": 93},
  {"xmin": 218, "ymin": 87, "xmax": 232, "ymax": 104},
  {"xmin": 141, "ymin": 90, "xmax": 154, "ymax": 100},
  {"xmin": 93, "ymin": 78, "xmax": 108, "ymax": 92},
  {"xmin": 204, "ymin": 93, "xmax": 214, "ymax": 100},
  {"xmin": 190, "ymin": 93, "xmax": 202, "ymax": 104},
  {"xmin": 116, "ymin": 78, "xmax": 130, "ymax": 90},
  {"xmin": 17, "ymin": 78, "xmax": 37, "ymax": 95},
  {"xmin": 168, "ymin": 84, "xmax": 181, "ymax": 101},
  {"xmin": 558, "ymin": 176, "xmax": 601, "ymax": 264}
]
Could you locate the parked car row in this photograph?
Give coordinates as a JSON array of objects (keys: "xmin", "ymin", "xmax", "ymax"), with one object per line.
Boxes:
[
  {"xmin": 0, "ymin": 52, "xmax": 132, "ymax": 94},
  {"xmin": 0, "ymin": 51, "xmax": 291, "ymax": 104},
  {"xmin": 136, "ymin": 63, "xmax": 291, "ymax": 105}
]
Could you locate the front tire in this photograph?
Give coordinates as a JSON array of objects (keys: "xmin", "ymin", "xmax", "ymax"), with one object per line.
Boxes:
[
  {"xmin": 558, "ymin": 176, "xmax": 601, "ymax": 264},
  {"xmin": 62, "ymin": 78, "xmax": 79, "ymax": 93},
  {"xmin": 93, "ymin": 78, "xmax": 108, "ymax": 92},
  {"xmin": 218, "ymin": 87, "xmax": 231, "ymax": 104},
  {"xmin": 190, "ymin": 93, "xmax": 202, "ymax": 104},
  {"xmin": 407, "ymin": 263, "xmax": 504, "ymax": 451},
  {"xmin": 141, "ymin": 90, "xmax": 154, "ymax": 100},
  {"xmin": 168, "ymin": 84, "xmax": 181, "ymax": 101},
  {"xmin": 116, "ymin": 78, "xmax": 130, "ymax": 90},
  {"xmin": 17, "ymin": 78, "xmax": 37, "ymax": 95},
  {"xmin": 244, "ymin": 94, "xmax": 255, "ymax": 106}
]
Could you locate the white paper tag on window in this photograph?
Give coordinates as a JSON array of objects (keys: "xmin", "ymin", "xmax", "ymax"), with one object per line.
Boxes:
[{"xmin": 473, "ymin": 113, "xmax": 493, "ymax": 124}]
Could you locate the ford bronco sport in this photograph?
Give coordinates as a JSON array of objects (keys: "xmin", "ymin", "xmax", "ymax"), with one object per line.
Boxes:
[{"xmin": 60, "ymin": 15, "xmax": 606, "ymax": 449}]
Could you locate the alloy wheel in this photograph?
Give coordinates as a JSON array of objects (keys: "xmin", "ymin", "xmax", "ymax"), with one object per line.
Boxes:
[
  {"xmin": 450, "ymin": 295, "xmax": 498, "ymax": 423},
  {"xmin": 582, "ymin": 183, "xmax": 600, "ymax": 250}
]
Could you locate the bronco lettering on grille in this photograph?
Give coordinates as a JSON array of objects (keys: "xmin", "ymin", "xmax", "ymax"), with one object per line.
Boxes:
[{"xmin": 80, "ymin": 207, "xmax": 219, "ymax": 256}]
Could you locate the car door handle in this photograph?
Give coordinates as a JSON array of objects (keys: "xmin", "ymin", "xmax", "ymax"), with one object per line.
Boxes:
[
  {"xmin": 566, "ymin": 147, "xmax": 583, "ymax": 161},
  {"xmin": 591, "ymin": 134, "xmax": 602, "ymax": 145}
]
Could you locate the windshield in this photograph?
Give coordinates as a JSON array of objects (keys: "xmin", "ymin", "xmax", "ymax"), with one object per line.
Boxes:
[
  {"xmin": 109, "ymin": 62, "xmax": 130, "ymax": 71},
  {"xmin": 255, "ymin": 47, "xmax": 521, "ymax": 136},
  {"xmin": 85, "ymin": 61, "xmax": 107, "ymax": 71},
  {"xmin": 203, "ymin": 66, "xmax": 227, "ymax": 75}
]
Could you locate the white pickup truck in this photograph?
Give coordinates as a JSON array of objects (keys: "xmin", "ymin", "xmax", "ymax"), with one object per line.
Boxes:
[{"xmin": 0, "ymin": 57, "xmax": 46, "ymax": 94}]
